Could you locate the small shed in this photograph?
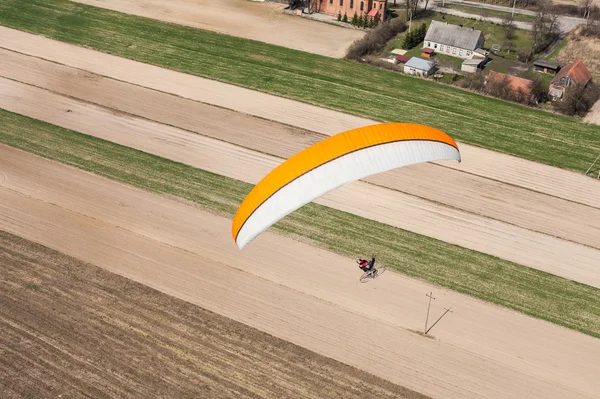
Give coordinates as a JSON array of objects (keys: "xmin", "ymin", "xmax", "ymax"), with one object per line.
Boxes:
[
  {"xmin": 533, "ymin": 59, "xmax": 561, "ymax": 75},
  {"xmin": 404, "ymin": 57, "xmax": 435, "ymax": 77},
  {"xmin": 421, "ymin": 47, "xmax": 435, "ymax": 58},
  {"xmin": 396, "ymin": 55, "xmax": 410, "ymax": 64},
  {"xmin": 461, "ymin": 58, "xmax": 485, "ymax": 73}
]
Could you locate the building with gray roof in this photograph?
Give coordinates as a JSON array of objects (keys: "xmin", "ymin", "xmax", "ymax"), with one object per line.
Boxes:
[
  {"xmin": 404, "ymin": 57, "xmax": 435, "ymax": 76},
  {"xmin": 424, "ymin": 20, "xmax": 485, "ymax": 59}
]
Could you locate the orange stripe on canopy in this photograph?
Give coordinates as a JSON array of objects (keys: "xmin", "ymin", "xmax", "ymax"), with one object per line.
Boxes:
[{"xmin": 231, "ymin": 122, "xmax": 458, "ymax": 243}]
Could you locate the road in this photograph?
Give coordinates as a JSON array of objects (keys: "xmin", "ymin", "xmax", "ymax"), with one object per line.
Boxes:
[{"xmin": 432, "ymin": 0, "xmax": 587, "ymax": 33}]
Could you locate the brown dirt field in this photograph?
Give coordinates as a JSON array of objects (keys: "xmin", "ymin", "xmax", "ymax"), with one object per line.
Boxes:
[
  {"xmin": 0, "ymin": 230, "xmax": 424, "ymax": 399},
  {"xmin": 556, "ymin": 29, "xmax": 600, "ymax": 82},
  {"xmin": 2, "ymin": 48, "xmax": 600, "ymax": 251},
  {"xmin": 2, "ymin": 26, "xmax": 598, "ymax": 210},
  {"xmin": 2, "ymin": 75, "xmax": 600, "ymax": 287},
  {"xmin": 1, "ymin": 145, "xmax": 599, "ymax": 399},
  {"xmin": 70, "ymin": 0, "xmax": 364, "ymax": 58},
  {"xmin": 585, "ymin": 99, "xmax": 600, "ymax": 125}
]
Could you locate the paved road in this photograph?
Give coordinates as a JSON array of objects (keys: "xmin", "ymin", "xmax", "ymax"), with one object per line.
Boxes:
[{"xmin": 432, "ymin": 0, "xmax": 587, "ymax": 32}]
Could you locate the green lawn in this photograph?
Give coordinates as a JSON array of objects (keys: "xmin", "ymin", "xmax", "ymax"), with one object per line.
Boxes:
[
  {"xmin": 385, "ymin": 11, "xmax": 533, "ymax": 60},
  {"xmin": 1, "ymin": 108, "xmax": 599, "ymax": 339},
  {"xmin": 0, "ymin": 0, "xmax": 599, "ymax": 174},
  {"xmin": 546, "ymin": 37, "xmax": 569, "ymax": 61},
  {"xmin": 442, "ymin": 4, "xmax": 537, "ymax": 22}
]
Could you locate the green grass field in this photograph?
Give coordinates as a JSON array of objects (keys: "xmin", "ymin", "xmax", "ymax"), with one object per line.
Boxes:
[
  {"xmin": 1, "ymin": 108, "xmax": 599, "ymax": 339},
  {"xmin": 384, "ymin": 11, "xmax": 533, "ymax": 60},
  {"xmin": 0, "ymin": 0, "xmax": 599, "ymax": 173}
]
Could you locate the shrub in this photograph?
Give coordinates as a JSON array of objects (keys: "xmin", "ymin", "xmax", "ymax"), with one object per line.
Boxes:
[
  {"xmin": 342, "ymin": 12, "xmax": 348, "ymax": 23},
  {"xmin": 345, "ymin": 17, "xmax": 408, "ymax": 59},
  {"xmin": 337, "ymin": 11, "xmax": 342, "ymax": 21},
  {"xmin": 554, "ymin": 82, "xmax": 600, "ymax": 116},
  {"xmin": 351, "ymin": 12, "xmax": 359, "ymax": 26}
]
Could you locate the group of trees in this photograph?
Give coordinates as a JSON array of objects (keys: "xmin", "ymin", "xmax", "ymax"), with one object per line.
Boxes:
[
  {"xmin": 345, "ymin": 17, "xmax": 407, "ymax": 59},
  {"xmin": 554, "ymin": 82, "xmax": 600, "ymax": 116},
  {"xmin": 337, "ymin": 11, "xmax": 381, "ymax": 28},
  {"xmin": 458, "ymin": 73, "xmax": 548, "ymax": 106},
  {"xmin": 402, "ymin": 22, "xmax": 428, "ymax": 49}
]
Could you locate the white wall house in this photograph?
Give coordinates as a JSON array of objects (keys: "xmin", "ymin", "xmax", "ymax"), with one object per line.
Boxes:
[
  {"xmin": 424, "ymin": 21, "xmax": 485, "ymax": 60},
  {"xmin": 404, "ymin": 57, "xmax": 435, "ymax": 77}
]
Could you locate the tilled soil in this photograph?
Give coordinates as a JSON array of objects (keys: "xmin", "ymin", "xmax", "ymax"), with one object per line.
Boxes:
[{"xmin": 0, "ymin": 230, "xmax": 424, "ymax": 399}]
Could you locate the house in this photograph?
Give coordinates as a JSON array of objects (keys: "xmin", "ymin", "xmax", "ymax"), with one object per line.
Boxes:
[
  {"xmin": 533, "ymin": 59, "xmax": 561, "ymax": 75},
  {"xmin": 395, "ymin": 55, "xmax": 410, "ymax": 64},
  {"xmin": 404, "ymin": 57, "xmax": 435, "ymax": 77},
  {"xmin": 421, "ymin": 47, "xmax": 435, "ymax": 58},
  {"xmin": 485, "ymin": 71, "xmax": 533, "ymax": 100},
  {"xmin": 461, "ymin": 57, "xmax": 486, "ymax": 73},
  {"xmin": 314, "ymin": 0, "xmax": 387, "ymax": 22},
  {"xmin": 424, "ymin": 20, "xmax": 485, "ymax": 60},
  {"xmin": 548, "ymin": 58, "xmax": 592, "ymax": 100}
]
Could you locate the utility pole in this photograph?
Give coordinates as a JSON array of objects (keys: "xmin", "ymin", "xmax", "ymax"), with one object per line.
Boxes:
[
  {"xmin": 424, "ymin": 292, "xmax": 436, "ymax": 333},
  {"xmin": 425, "ymin": 307, "xmax": 453, "ymax": 335}
]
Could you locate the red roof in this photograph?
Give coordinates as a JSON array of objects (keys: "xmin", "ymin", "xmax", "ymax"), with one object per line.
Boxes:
[
  {"xmin": 368, "ymin": 8, "xmax": 378, "ymax": 17},
  {"xmin": 396, "ymin": 55, "xmax": 410, "ymax": 63},
  {"xmin": 550, "ymin": 58, "xmax": 592, "ymax": 87},
  {"xmin": 486, "ymin": 71, "xmax": 533, "ymax": 96},
  {"xmin": 422, "ymin": 48, "xmax": 434, "ymax": 54}
]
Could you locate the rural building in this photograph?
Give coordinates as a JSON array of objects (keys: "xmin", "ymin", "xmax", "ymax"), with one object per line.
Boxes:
[
  {"xmin": 421, "ymin": 47, "xmax": 435, "ymax": 58},
  {"xmin": 395, "ymin": 55, "xmax": 410, "ymax": 64},
  {"xmin": 548, "ymin": 58, "xmax": 593, "ymax": 100},
  {"xmin": 404, "ymin": 57, "xmax": 435, "ymax": 77},
  {"xmin": 533, "ymin": 59, "xmax": 561, "ymax": 75},
  {"xmin": 461, "ymin": 57, "xmax": 486, "ymax": 73},
  {"xmin": 485, "ymin": 71, "xmax": 533, "ymax": 100},
  {"xmin": 314, "ymin": 0, "xmax": 387, "ymax": 22},
  {"xmin": 424, "ymin": 21, "xmax": 485, "ymax": 60}
]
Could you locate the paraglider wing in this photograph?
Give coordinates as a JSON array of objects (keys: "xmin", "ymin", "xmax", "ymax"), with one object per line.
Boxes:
[{"xmin": 232, "ymin": 122, "xmax": 461, "ymax": 249}]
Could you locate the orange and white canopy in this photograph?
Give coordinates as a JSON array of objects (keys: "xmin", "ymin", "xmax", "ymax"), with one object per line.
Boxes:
[{"xmin": 232, "ymin": 122, "xmax": 461, "ymax": 249}]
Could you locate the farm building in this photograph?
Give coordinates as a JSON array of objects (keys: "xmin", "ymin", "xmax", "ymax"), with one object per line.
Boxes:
[
  {"xmin": 396, "ymin": 55, "xmax": 410, "ymax": 64},
  {"xmin": 421, "ymin": 47, "xmax": 434, "ymax": 58},
  {"xmin": 461, "ymin": 58, "xmax": 486, "ymax": 73},
  {"xmin": 533, "ymin": 59, "xmax": 561, "ymax": 75},
  {"xmin": 548, "ymin": 58, "xmax": 592, "ymax": 100},
  {"xmin": 312, "ymin": 0, "xmax": 387, "ymax": 22},
  {"xmin": 424, "ymin": 21, "xmax": 485, "ymax": 60},
  {"xmin": 404, "ymin": 57, "xmax": 435, "ymax": 77}
]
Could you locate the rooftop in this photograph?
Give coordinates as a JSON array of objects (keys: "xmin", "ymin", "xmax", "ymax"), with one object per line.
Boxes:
[
  {"xmin": 424, "ymin": 20, "xmax": 484, "ymax": 51},
  {"xmin": 550, "ymin": 58, "xmax": 592, "ymax": 87},
  {"xmin": 405, "ymin": 57, "xmax": 435, "ymax": 71},
  {"xmin": 486, "ymin": 71, "xmax": 533, "ymax": 96},
  {"xmin": 534, "ymin": 59, "xmax": 561, "ymax": 69}
]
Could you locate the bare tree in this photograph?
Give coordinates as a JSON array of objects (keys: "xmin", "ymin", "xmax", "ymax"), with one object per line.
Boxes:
[
  {"xmin": 530, "ymin": 0, "xmax": 561, "ymax": 57},
  {"xmin": 580, "ymin": 0, "xmax": 593, "ymax": 18},
  {"xmin": 501, "ymin": 14, "xmax": 517, "ymax": 40}
]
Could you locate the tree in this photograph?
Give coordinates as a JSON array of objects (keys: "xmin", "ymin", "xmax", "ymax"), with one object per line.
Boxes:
[
  {"xmin": 501, "ymin": 14, "xmax": 517, "ymax": 40},
  {"xmin": 529, "ymin": 76, "xmax": 549, "ymax": 104},
  {"xmin": 343, "ymin": 12, "xmax": 349, "ymax": 23},
  {"xmin": 531, "ymin": 0, "xmax": 561, "ymax": 56},
  {"xmin": 337, "ymin": 11, "xmax": 342, "ymax": 21},
  {"xmin": 352, "ymin": 12, "xmax": 359, "ymax": 26},
  {"xmin": 555, "ymin": 82, "xmax": 600, "ymax": 116}
]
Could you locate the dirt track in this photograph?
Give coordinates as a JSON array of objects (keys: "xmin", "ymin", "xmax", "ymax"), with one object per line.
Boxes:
[
  {"xmin": 70, "ymin": 0, "xmax": 364, "ymax": 58},
  {"xmin": 1, "ymin": 145, "xmax": 599, "ymax": 399},
  {"xmin": 1, "ymin": 26, "xmax": 598, "ymax": 211},
  {"xmin": 2, "ymin": 75, "xmax": 600, "ymax": 287},
  {"xmin": 0, "ymin": 231, "xmax": 421, "ymax": 399},
  {"xmin": 2, "ymin": 48, "xmax": 599, "ymax": 251}
]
